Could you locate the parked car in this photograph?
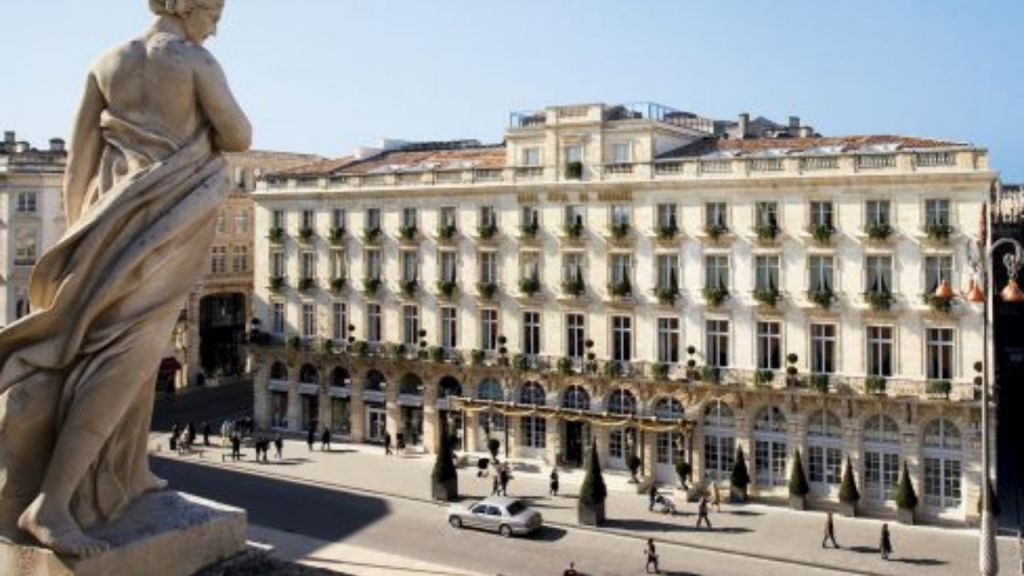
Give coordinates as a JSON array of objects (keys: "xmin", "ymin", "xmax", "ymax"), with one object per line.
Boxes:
[{"xmin": 447, "ymin": 496, "xmax": 543, "ymax": 537}]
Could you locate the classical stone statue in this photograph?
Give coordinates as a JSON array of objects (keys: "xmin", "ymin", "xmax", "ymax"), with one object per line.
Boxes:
[{"xmin": 0, "ymin": 0, "xmax": 250, "ymax": 557}]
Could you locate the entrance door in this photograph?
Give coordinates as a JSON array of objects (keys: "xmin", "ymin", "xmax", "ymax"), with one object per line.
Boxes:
[
  {"xmin": 366, "ymin": 406, "xmax": 387, "ymax": 442},
  {"xmin": 564, "ymin": 421, "xmax": 584, "ymax": 467},
  {"xmin": 655, "ymin": 432, "xmax": 682, "ymax": 484}
]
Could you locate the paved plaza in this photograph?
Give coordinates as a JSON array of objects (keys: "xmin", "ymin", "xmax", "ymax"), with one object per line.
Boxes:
[{"xmin": 150, "ymin": 432, "xmax": 1020, "ymax": 576}]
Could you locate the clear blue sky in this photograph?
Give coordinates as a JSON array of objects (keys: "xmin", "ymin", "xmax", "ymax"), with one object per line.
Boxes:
[{"xmin": 3, "ymin": 0, "xmax": 1022, "ymax": 180}]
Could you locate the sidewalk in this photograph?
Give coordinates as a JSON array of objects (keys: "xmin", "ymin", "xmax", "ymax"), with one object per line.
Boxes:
[{"xmin": 152, "ymin": 433, "xmax": 1020, "ymax": 576}]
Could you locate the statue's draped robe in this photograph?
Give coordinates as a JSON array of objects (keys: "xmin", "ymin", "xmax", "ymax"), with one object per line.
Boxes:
[{"xmin": 0, "ymin": 111, "xmax": 228, "ymax": 530}]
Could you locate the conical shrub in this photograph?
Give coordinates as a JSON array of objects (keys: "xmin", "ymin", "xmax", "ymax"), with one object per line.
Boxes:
[
  {"xmin": 789, "ymin": 449, "xmax": 810, "ymax": 497},
  {"xmin": 579, "ymin": 441, "xmax": 607, "ymax": 506},
  {"xmin": 839, "ymin": 456, "xmax": 860, "ymax": 504},
  {"xmin": 895, "ymin": 461, "xmax": 918, "ymax": 510}
]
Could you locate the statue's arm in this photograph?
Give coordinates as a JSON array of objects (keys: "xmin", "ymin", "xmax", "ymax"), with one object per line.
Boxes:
[
  {"xmin": 195, "ymin": 54, "xmax": 251, "ymax": 153},
  {"xmin": 64, "ymin": 72, "xmax": 106, "ymax": 226}
]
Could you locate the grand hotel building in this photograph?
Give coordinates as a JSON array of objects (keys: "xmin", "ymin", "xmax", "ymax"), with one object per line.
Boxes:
[{"xmin": 250, "ymin": 103, "xmax": 995, "ymax": 523}]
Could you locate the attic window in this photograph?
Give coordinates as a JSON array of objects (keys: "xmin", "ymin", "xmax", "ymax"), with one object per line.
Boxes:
[{"xmin": 859, "ymin": 143, "xmax": 901, "ymax": 153}]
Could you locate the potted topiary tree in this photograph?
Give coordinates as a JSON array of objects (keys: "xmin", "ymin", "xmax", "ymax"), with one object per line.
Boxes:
[
  {"xmin": 730, "ymin": 446, "xmax": 750, "ymax": 503},
  {"xmin": 431, "ymin": 431, "xmax": 458, "ymax": 501},
  {"xmin": 675, "ymin": 456, "xmax": 692, "ymax": 490},
  {"xmin": 578, "ymin": 442, "xmax": 607, "ymax": 526},
  {"xmin": 894, "ymin": 461, "xmax": 918, "ymax": 525},
  {"xmin": 838, "ymin": 456, "xmax": 860, "ymax": 517},
  {"xmin": 627, "ymin": 454, "xmax": 642, "ymax": 484},
  {"xmin": 487, "ymin": 438, "xmax": 501, "ymax": 462},
  {"xmin": 788, "ymin": 449, "xmax": 810, "ymax": 511}
]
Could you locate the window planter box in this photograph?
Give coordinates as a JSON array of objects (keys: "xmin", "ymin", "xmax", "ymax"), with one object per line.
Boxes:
[
  {"xmin": 703, "ymin": 287, "xmax": 730, "ymax": 307},
  {"xmin": 268, "ymin": 227, "xmax": 286, "ymax": 244},
  {"xmin": 477, "ymin": 282, "xmax": 498, "ymax": 301},
  {"xmin": 328, "ymin": 227, "xmax": 346, "ymax": 245}
]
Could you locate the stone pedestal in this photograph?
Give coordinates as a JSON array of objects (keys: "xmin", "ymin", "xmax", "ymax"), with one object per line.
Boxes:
[{"xmin": 0, "ymin": 491, "xmax": 246, "ymax": 576}]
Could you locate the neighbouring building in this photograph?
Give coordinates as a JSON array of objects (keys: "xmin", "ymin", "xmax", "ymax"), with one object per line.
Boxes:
[
  {"xmin": 0, "ymin": 130, "xmax": 67, "ymax": 327},
  {"xmin": 159, "ymin": 150, "xmax": 321, "ymax": 393},
  {"xmin": 249, "ymin": 102, "xmax": 995, "ymax": 524}
]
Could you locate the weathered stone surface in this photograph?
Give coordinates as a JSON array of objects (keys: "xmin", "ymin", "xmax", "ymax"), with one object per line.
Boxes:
[{"xmin": 0, "ymin": 492, "xmax": 246, "ymax": 576}]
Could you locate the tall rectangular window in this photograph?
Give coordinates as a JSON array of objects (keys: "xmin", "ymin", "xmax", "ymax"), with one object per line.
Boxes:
[
  {"xmin": 272, "ymin": 209, "xmax": 285, "ymax": 230},
  {"xmin": 925, "ymin": 199, "xmax": 950, "ymax": 226},
  {"xmin": 867, "ymin": 326, "xmax": 893, "ymax": 377},
  {"xmin": 523, "ymin": 311, "xmax": 541, "ymax": 356},
  {"xmin": 809, "ymin": 256, "xmax": 835, "ymax": 292},
  {"xmin": 302, "ymin": 303, "xmax": 316, "ymax": 339},
  {"xmin": 210, "ymin": 246, "xmax": 227, "ymax": 274},
  {"xmin": 656, "ymin": 203, "xmax": 678, "ymax": 229},
  {"xmin": 331, "ymin": 250, "xmax": 347, "ymax": 279},
  {"xmin": 402, "ymin": 305, "xmax": 419, "ymax": 346},
  {"xmin": 657, "ymin": 317, "xmax": 680, "ymax": 364},
  {"xmin": 272, "ymin": 302, "xmax": 285, "ymax": 335},
  {"xmin": 441, "ymin": 306, "xmax": 458, "ymax": 351},
  {"xmin": 705, "ymin": 202, "xmax": 727, "ymax": 228},
  {"xmin": 611, "ymin": 142, "xmax": 631, "ymax": 164},
  {"xmin": 232, "ymin": 245, "xmax": 248, "ymax": 273},
  {"xmin": 611, "ymin": 316, "xmax": 632, "ymax": 362},
  {"xmin": 521, "ymin": 205, "xmax": 539, "ymax": 229},
  {"xmin": 365, "ymin": 249, "xmax": 381, "ymax": 280},
  {"xmin": 926, "ymin": 328, "xmax": 954, "ymax": 379},
  {"xmin": 811, "ymin": 323, "xmax": 837, "ymax": 373},
  {"xmin": 480, "ymin": 309, "xmax": 498, "ymax": 352},
  {"xmin": 480, "ymin": 206, "xmax": 496, "ymax": 228},
  {"xmin": 563, "ymin": 253, "xmax": 585, "ymax": 283},
  {"xmin": 519, "ymin": 252, "xmax": 540, "ymax": 281},
  {"xmin": 610, "ymin": 254, "xmax": 632, "ymax": 285},
  {"xmin": 271, "ymin": 250, "xmax": 285, "ymax": 278},
  {"xmin": 809, "ymin": 446, "xmax": 843, "ymax": 487},
  {"xmin": 706, "ymin": 320, "xmax": 730, "ymax": 367},
  {"xmin": 756, "ymin": 321, "xmax": 782, "ymax": 370},
  {"xmin": 440, "ymin": 206, "xmax": 457, "ymax": 229},
  {"xmin": 705, "ymin": 255, "xmax": 729, "ymax": 290},
  {"xmin": 440, "ymin": 251, "xmax": 458, "ymax": 282},
  {"xmin": 234, "ymin": 209, "xmax": 249, "ymax": 234},
  {"xmin": 16, "ymin": 191, "xmax": 37, "ymax": 213},
  {"xmin": 610, "ymin": 204, "xmax": 630, "ymax": 226},
  {"xmin": 332, "ymin": 208, "xmax": 345, "ymax": 230},
  {"xmin": 924, "ymin": 256, "xmax": 953, "ymax": 293},
  {"xmin": 810, "ymin": 201, "xmax": 834, "ymax": 228},
  {"xmin": 566, "ymin": 313, "xmax": 585, "ymax": 359},
  {"xmin": 656, "ymin": 254, "xmax": 679, "ymax": 290},
  {"xmin": 755, "ymin": 255, "xmax": 780, "ymax": 292},
  {"xmin": 301, "ymin": 251, "xmax": 316, "ymax": 280},
  {"xmin": 333, "ymin": 302, "xmax": 347, "ymax": 341},
  {"xmin": 565, "ymin": 204, "xmax": 585, "ymax": 229},
  {"xmin": 521, "ymin": 147, "xmax": 541, "ymax": 166},
  {"xmin": 566, "ymin": 145, "xmax": 583, "ymax": 164},
  {"xmin": 401, "ymin": 251, "xmax": 418, "ymax": 283},
  {"xmin": 479, "ymin": 251, "xmax": 497, "ymax": 284},
  {"xmin": 216, "ymin": 210, "xmax": 227, "ymax": 235},
  {"xmin": 756, "ymin": 202, "xmax": 778, "ymax": 227},
  {"xmin": 866, "ymin": 200, "xmax": 890, "ymax": 227},
  {"xmin": 367, "ymin": 303, "xmax": 382, "ymax": 344},
  {"xmin": 366, "ymin": 208, "xmax": 381, "ymax": 231},
  {"xmin": 866, "ymin": 256, "xmax": 893, "ymax": 293},
  {"xmin": 302, "ymin": 209, "xmax": 315, "ymax": 230},
  {"xmin": 402, "ymin": 207, "xmax": 417, "ymax": 229}
]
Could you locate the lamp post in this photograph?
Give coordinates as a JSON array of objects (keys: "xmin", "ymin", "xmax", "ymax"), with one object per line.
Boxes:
[{"xmin": 963, "ymin": 206, "xmax": 1024, "ymax": 576}]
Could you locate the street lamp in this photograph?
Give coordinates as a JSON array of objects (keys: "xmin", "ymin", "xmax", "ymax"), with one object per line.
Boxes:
[{"xmin": 961, "ymin": 213, "xmax": 1024, "ymax": 576}]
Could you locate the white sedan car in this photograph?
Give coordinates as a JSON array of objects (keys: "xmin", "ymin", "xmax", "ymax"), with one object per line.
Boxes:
[{"xmin": 447, "ymin": 496, "xmax": 543, "ymax": 537}]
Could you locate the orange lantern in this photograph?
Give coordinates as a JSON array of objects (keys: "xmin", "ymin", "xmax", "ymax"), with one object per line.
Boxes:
[
  {"xmin": 934, "ymin": 279, "xmax": 955, "ymax": 300},
  {"xmin": 963, "ymin": 279, "xmax": 986, "ymax": 303},
  {"xmin": 1001, "ymin": 278, "xmax": 1024, "ymax": 303}
]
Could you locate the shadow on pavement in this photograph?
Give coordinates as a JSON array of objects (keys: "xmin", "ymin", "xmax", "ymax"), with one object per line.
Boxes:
[
  {"xmin": 603, "ymin": 517, "xmax": 752, "ymax": 535},
  {"xmin": 723, "ymin": 509, "xmax": 763, "ymax": 517},
  {"xmin": 891, "ymin": 557, "xmax": 948, "ymax": 566},
  {"xmin": 532, "ymin": 526, "xmax": 569, "ymax": 542}
]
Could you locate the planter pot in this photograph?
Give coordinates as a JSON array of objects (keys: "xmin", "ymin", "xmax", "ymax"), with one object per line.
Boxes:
[
  {"xmin": 789, "ymin": 495, "xmax": 807, "ymax": 511},
  {"xmin": 730, "ymin": 485, "xmax": 748, "ymax": 504},
  {"xmin": 577, "ymin": 502, "xmax": 606, "ymax": 526},
  {"xmin": 897, "ymin": 507, "xmax": 916, "ymax": 525},
  {"xmin": 432, "ymin": 478, "xmax": 458, "ymax": 501},
  {"xmin": 839, "ymin": 501, "xmax": 858, "ymax": 518}
]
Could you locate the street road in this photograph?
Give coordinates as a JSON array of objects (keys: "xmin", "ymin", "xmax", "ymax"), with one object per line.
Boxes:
[{"xmin": 153, "ymin": 457, "xmax": 851, "ymax": 576}]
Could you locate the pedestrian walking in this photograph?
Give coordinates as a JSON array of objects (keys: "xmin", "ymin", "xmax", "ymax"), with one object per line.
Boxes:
[
  {"xmin": 499, "ymin": 462, "xmax": 510, "ymax": 496},
  {"xmin": 306, "ymin": 426, "xmax": 315, "ymax": 451},
  {"xmin": 202, "ymin": 421, "xmax": 211, "ymax": 447},
  {"xmin": 549, "ymin": 469, "xmax": 560, "ymax": 497},
  {"xmin": 491, "ymin": 474, "xmax": 500, "ymax": 496},
  {"xmin": 230, "ymin": 432, "xmax": 242, "ymax": 462},
  {"xmin": 696, "ymin": 495, "xmax": 713, "ymax": 529},
  {"xmin": 273, "ymin": 432, "xmax": 283, "ymax": 459},
  {"xmin": 711, "ymin": 482, "xmax": 722, "ymax": 512},
  {"xmin": 563, "ymin": 561, "xmax": 578, "ymax": 576},
  {"xmin": 648, "ymin": 484, "xmax": 658, "ymax": 512},
  {"xmin": 384, "ymin": 431, "xmax": 393, "ymax": 456},
  {"xmin": 822, "ymin": 511, "xmax": 840, "ymax": 549},
  {"xmin": 169, "ymin": 422, "xmax": 180, "ymax": 452},
  {"xmin": 253, "ymin": 436, "xmax": 265, "ymax": 463},
  {"xmin": 644, "ymin": 538, "xmax": 659, "ymax": 574},
  {"xmin": 880, "ymin": 523, "xmax": 892, "ymax": 560},
  {"xmin": 321, "ymin": 427, "xmax": 332, "ymax": 451}
]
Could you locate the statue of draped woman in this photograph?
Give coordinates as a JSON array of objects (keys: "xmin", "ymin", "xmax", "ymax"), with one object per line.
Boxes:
[{"xmin": 0, "ymin": 0, "xmax": 250, "ymax": 557}]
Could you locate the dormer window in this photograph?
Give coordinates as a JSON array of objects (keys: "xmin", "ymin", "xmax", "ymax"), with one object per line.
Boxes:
[{"xmin": 522, "ymin": 147, "xmax": 542, "ymax": 167}]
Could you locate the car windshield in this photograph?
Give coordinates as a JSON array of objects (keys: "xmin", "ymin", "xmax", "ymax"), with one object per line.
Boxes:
[{"xmin": 505, "ymin": 501, "xmax": 526, "ymax": 515}]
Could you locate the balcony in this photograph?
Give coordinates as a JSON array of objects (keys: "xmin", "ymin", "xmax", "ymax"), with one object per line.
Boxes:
[
  {"xmin": 476, "ymin": 281, "xmax": 499, "ymax": 303},
  {"xmin": 436, "ymin": 224, "xmax": 459, "ymax": 244},
  {"xmin": 398, "ymin": 225, "xmax": 419, "ymax": 245},
  {"xmin": 362, "ymin": 227, "xmax": 383, "ymax": 245},
  {"xmin": 606, "ymin": 279, "xmax": 635, "ymax": 306},
  {"xmin": 605, "ymin": 222, "xmax": 633, "ymax": 246},
  {"xmin": 694, "ymin": 222, "xmax": 734, "ymax": 245},
  {"xmin": 856, "ymin": 222, "xmax": 897, "ymax": 245},
  {"xmin": 652, "ymin": 222, "xmax": 680, "ymax": 245},
  {"xmin": 475, "ymin": 223, "xmax": 499, "ymax": 244},
  {"xmin": 268, "ymin": 227, "xmax": 286, "ymax": 244},
  {"xmin": 517, "ymin": 275, "xmax": 542, "ymax": 302},
  {"xmin": 297, "ymin": 277, "xmax": 317, "ymax": 294},
  {"xmin": 399, "ymin": 279, "xmax": 419, "ymax": 299},
  {"xmin": 436, "ymin": 279, "xmax": 458, "ymax": 301},
  {"xmin": 328, "ymin": 227, "xmax": 346, "ymax": 245},
  {"xmin": 514, "ymin": 167, "xmax": 544, "ymax": 181},
  {"xmin": 604, "ymin": 163, "xmax": 635, "ymax": 177},
  {"xmin": 329, "ymin": 277, "xmax": 347, "ymax": 295},
  {"xmin": 517, "ymin": 221, "xmax": 542, "ymax": 246},
  {"xmin": 559, "ymin": 222, "xmax": 586, "ymax": 246},
  {"xmin": 268, "ymin": 275, "xmax": 288, "ymax": 294},
  {"xmin": 298, "ymin": 227, "xmax": 316, "ymax": 244}
]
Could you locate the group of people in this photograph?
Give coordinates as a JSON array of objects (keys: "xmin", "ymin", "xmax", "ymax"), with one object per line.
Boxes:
[
  {"xmin": 251, "ymin": 432, "xmax": 284, "ymax": 463},
  {"xmin": 169, "ymin": 421, "xmax": 213, "ymax": 455},
  {"xmin": 647, "ymin": 482, "xmax": 718, "ymax": 528},
  {"xmin": 306, "ymin": 425, "xmax": 333, "ymax": 452},
  {"xmin": 823, "ymin": 511, "xmax": 894, "ymax": 560},
  {"xmin": 490, "ymin": 460, "xmax": 514, "ymax": 496}
]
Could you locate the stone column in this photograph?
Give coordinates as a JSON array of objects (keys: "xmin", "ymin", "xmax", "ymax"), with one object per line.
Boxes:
[
  {"xmin": 545, "ymin": 415, "xmax": 560, "ymax": 466},
  {"xmin": 423, "ymin": 384, "xmax": 439, "ymax": 454},
  {"xmin": 642, "ymin": 430, "xmax": 656, "ymax": 479},
  {"xmin": 350, "ymin": 381, "xmax": 366, "ymax": 443},
  {"xmin": 385, "ymin": 382, "xmax": 400, "ymax": 446},
  {"xmin": 465, "ymin": 411, "xmax": 480, "ymax": 455},
  {"xmin": 318, "ymin": 369, "xmax": 332, "ymax": 432},
  {"xmin": 596, "ymin": 426, "xmax": 611, "ymax": 468},
  {"xmin": 185, "ymin": 293, "xmax": 202, "ymax": 387},
  {"xmin": 252, "ymin": 356, "xmax": 270, "ymax": 430}
]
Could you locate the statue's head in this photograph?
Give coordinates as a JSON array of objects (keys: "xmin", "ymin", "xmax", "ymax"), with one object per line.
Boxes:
[{"xmin": 149, "ymin": 0, "xmax": 226, "ymax": 44}]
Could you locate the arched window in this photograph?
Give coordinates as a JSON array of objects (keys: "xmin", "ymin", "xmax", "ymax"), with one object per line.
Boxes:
[
  {"xmin": 399, "ymin": 373, "xmax": 423, "ymax": 396},
  {"xmin": 477, "ymin": 380, "xmax": 504, "ymax": 401},
  {"xmin": 864, "ymin": 414, "xmax": 901, "ymax": 502},
  {"xmin": 607, "ymin": 388, "xmax": 637, "ymax": 416},
  {"xmin": 702, "ymin": 400, "xmax": 736, "ymax": 481},
  {"xmin": 519, "ymin": 382, "xmax": 546, "ymax": 406},
  {"xmin": 753, "ymin": 406, "xmax": 788, "ymax": 487},
  {"xmin": 365, "ymin": 369, "xmax": 386, "ymax": 392},
  {"xmin": 654, "ymin": 397, "xmax": 683, "ymax": 420},
  {"xmin": 270, "ymin": 361, "xmax": 288, "ymax": 381},
  {"xmin": 299, "ymin": 364, "xmax": 319, "ymax": 384},
  {"xmin": 922, "ymin": 418, "xmax": 962, "ymax": 509},
  {"xmin": 331, "ymin": 366, "xmax": 351, "ymax": 388},
  {"xmin": 807, "ymin": 410, "xmax": 843, "ymax": 493},
  {"xmin": 438, "ymin": 376, "xmax": 462, "ymax": 399},
  {"xmin": 562, "ymin": 386, "xmax": 591, "ymax": 411},
  {"xmin": 653, "ymin": 397, "xmax": 684, "ymax": 469}
]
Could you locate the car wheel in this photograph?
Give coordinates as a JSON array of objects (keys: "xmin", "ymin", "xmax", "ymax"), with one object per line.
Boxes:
[
  {"xmin": 499, "ymin": 524, "xmax": 513, "ymax": 538},
  {"xmin": 449, "ymin": 516, "xmax": 462, "ymax": 529}
]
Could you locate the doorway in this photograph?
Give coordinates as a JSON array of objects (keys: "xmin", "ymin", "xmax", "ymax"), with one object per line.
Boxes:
[
  {"xmin": 564, "ymin": 421, "xmax": 585, "ymax": 467},
  {"xmin": 366, "ymin": 406, "xmax": 386, "ymax": 442}
]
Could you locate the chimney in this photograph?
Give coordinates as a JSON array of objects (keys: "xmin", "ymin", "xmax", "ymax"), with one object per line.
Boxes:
[
  {"xmin": 738, "ymin": 113, "xmax": 750, "ymax": 139},
  {"xmin": 4, "ymin": 131, "xmax": 14, "ymax": 145},
  {"xmin": 49, "ymin": 138, "xmax": 65, "ymax": 152},
  {"xmin": 789, "ymin": 116, "xmax": 800, "ymax": 132}
]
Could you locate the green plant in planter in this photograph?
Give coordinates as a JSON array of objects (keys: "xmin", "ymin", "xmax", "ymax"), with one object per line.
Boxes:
[
  {"xmin": 399, "ymin": 224, "xmax": 418, "ymax": 241},
  {"xmin": 363, "ymin": 226, "xmax": 382, "ymax": 243},
  {"xmin": 754, "ymin": 221, "xmax": 779, "ymax": 242},
  {"xmin": 561, "ymin": 275, "xmax": 586, "ymax": 298},
  {"xmin": 298, "ymin": 277, "xmax": 316, "ymax": 292},
  {"xmin": 604, "ymin": 361, "xmax": 623, "ymax": 378},
  {"xmin": 652, "ymin": 363, "xmax": 670, "ymax": 381},
  {"xmin": 519, "ymin": 219, "xmax": 539, "ymax": 238},
  {"xmin": 807, "ymin": 287, "xmax": 836, "ymax": 309},
  {"xmin": 608, "ymin": 278, "xmax": 633, "ymax": 298},
  {"xmin": 865, "ymin": 375, "xmax": 887, "ymax": 395},
  {"xmin": 565, "ymin": 221, "xmax": 585, "ymax": 239},
  {"xmin": 363, "ymin": 277, "xmax": 382, "ymax": 295},
  {"xmin": 430, "ymin": 346, "xmax": 445, "ymax": 364},
  {"xmin": 320, "ymin": 338, "xmax": 335, "ymax": 354},
  {"xmin": 730, "ymin": 446, "xmax": 750, "ymax": 502},
  {"xmin": 610, "ymin": 222, "xmax": 630, "ymax": 240},
  {"xmin": 927, "ymin": 379, "xmax": 952, "ymax": 399},
  {"xmin": 810, "ymin": 222, "xmax": 835, "ymax": 244},
  {"xmin": 400, "ymin": 279, "xmax": 418, "ymax": 297},
  {"xmin": 754, "ymin": 287, "xmax": 780, "ymax": 308},
  {"xmin": 810, "ymin": 373, "xmax": 831, "ymax": 394},
  {"xmin": 328, "ymin": 226, "xmax": 345, "ymax": 244},
  {"xmin": 487, "ymin": 438, "xmax": 501, "ymax": 460},
  {"xmin": 895, "ymin": 461, "xmax": 918, "ymax": 513},
  {"xmin": 269, "ymin": 276, "xmax": 287, "ymax": 293},
  {"xmin": 925, "ymin": 222, "xmax": 954, "ymax": 242},
  {"xmin": 478, "ymin": 223, "xmax": 498, "ymax": 239},
  {"xmin": 578, "ymin": 442, "xmax": 608, "ymax": 512},
  {"xmin": 923, "ymin": 293, "xmax": 953, "ymax": 313},
  {"xmin": 838, "ymin": 456, "xmax": 861, "ymax": 513},
  {"xmin": 656, "ymin": 221, "xmax": 679, "ymax": 241},
  {"xmin": 704, "ymin": 221, "xmax": 728, "ymax": 241},
  {"xmin": 865, "ymin": 289, "xmax": 894, "ymax": 311},
  {"xmin": 703, "ymin": 286, "xmax": 730, "ymax": 307},
  {"xmin": 268, "ymin": 226, "xmax": 286, "ymax": 243},
  {"xmin": 477, "ymin": 282, "xmax": 498, "ymax": 301},
  {"xmin": 519, "ymin": 275, "xmax": 541, "ymax": 296},
  {"xmin": 437, "ymin": 223, "xmax": 458, "ymax": 240},
  {"xmin": 389, "ymin": 342, "xmax": 407, "ymax": 359},
  {"xmin": 351, "ymin": 340, "xmax": 369, "ymax": 358},
  {"xmin": 754, "ymin": 369, "xmax": 775, "ymax": 388},
  {"xmin": 564, "ymin": 161, "xmax": 583, "ymax": 180},
  {"xmin": 656, "ymin": 284, "xmax": 680, "ymax": 305},
  {"xmin": 431, "ymin": 431, "xmax": 458, "ymax": 501},
  {"xmin": 675, "ymin": 458, "xmax": 692, "ymax": 489},
  {"xmin": 557, "ymin": 357, "xmax": 573, "ymax": 375},
  {"xmin": 470, "ymin": 349, "xmax": 485, "ymax": 366},
  {"xmin": 298, "ymin": 227, "xmax": 315, "ymax": 242},
  {"xmin": 866, "ymin": 221, "xmax": 893, "ymax": 241},
  {"xmin": 437, "ymin": 280, "xmax": 457, "ymax": 298},
  {"xmin": 330, "ymin": 277, "xmax": 346, "ymax": 294},
  {"xmin": 700, "ymin": 366, "xmax": 721, "ymax": 384},
  {"xmin": 286, "ymin": 335, "xmax": 303, "ymax": 352},
  {"xmin": 512, "ymin": 354, "xmax": 530, "ymax": 372},
  {"xmin": 789, "ymin": 449, "xmax": 810, "ymax": 499}
]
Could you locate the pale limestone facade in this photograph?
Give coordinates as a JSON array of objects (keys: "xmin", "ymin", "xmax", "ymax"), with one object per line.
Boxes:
[
  {"xmin": 250, "ymin": 103, "xmax": 996, "ymax": 524},
  {"xmin": 0, "ymin": 131, "xmax": 67, "ymax": 327}
]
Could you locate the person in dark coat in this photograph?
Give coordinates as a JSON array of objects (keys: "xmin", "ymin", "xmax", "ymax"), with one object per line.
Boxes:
[
  {"xmin": 306, "ymin": 426, "xmax": 315, "ymax": 451},
  {"xmin": 648, "ymin": 484, "xmax": 658, "ymax": 512},
  {"xmin": 169, "ymin": 422, "xmax": 180, "ymax": 452},
  {"xmin": 880, "ymin": 523, "xmax": 892, "ymax": 560},
  {"xmin": 230, "ymin": 432, "xmax": 242, "ymax": 462},
  {"xmin": 823, "ymin": 511, "xmax": 840, "ymax": 548},
  {"xmin": 273, "ymin": 432, "xmax": 283, "ymax": 459},
  {"xmin": 549, "ymin": 469, "xmax": 560, "ymax": 497},
  {"xmin": 321, "ymin": 427, "xmax": 331, "ymax": 451},
  {"xmin": 644, "ymin": 538, "xmax": 659, "ymax": 574},
  {"xmin": 696, "ymin": 495, "xmax": 713, "ymax": 529},
  {"xmin": 499, "ymin": 462, "xmax": 510, "ymax": 496},
  {"xmin": 202, "ymin": 421, "xmax": 211, "ymax": 447},
  {"xmin": 384, "ymin": 431, "xmax": 393, "ymax": 455}
]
